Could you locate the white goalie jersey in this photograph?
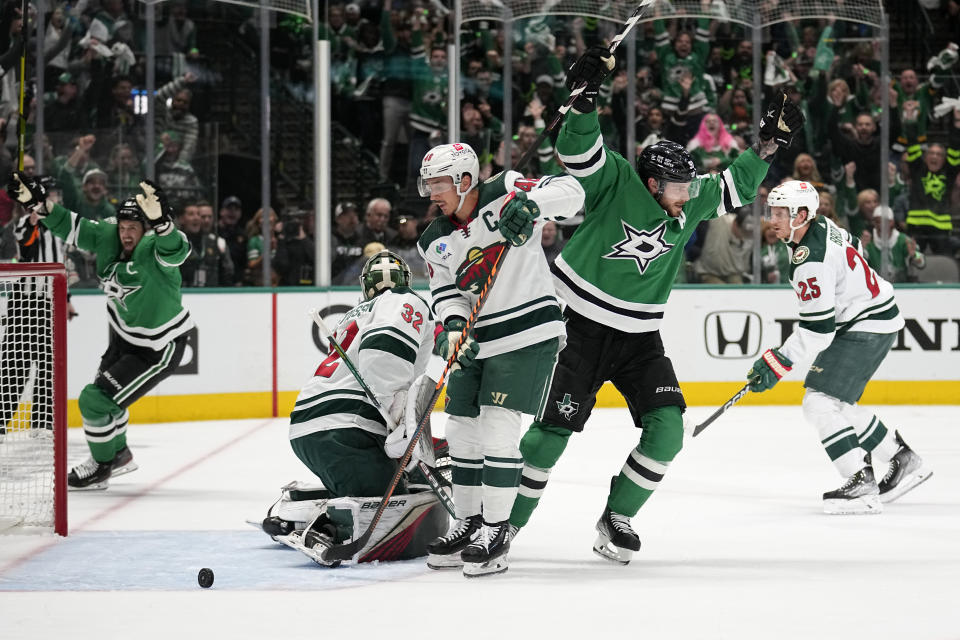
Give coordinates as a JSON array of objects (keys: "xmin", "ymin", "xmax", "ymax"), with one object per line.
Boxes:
[
  {"xmin": 416, "ymin": 170, "xmax": 585, "ymax": 358},
  {"xmin": 289, "ymin": 289, "xmax": 435, "ymax": 440},
  {"xmin": 778, "ymin": 217, "xmax": 904, "ymax": 364}
]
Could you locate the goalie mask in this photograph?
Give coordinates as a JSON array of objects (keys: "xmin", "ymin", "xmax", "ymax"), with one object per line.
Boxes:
[
  {"xmin": 637, "ymin": 141, "xmax": 701, "ymax": 202},
  {"xmin": 361, "ymin": 250, "xmax": 412, "ymax": 300},
  {"xmin": 418, "ymin": 143, "xmax": 479, "ymax": 215},
  {"xmin": 766, "ymin": 180, "xmax": 819, "ymax": 243}
]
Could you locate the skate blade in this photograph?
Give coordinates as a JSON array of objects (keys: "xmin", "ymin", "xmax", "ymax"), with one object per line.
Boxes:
[
  {"xmin": 68, "ymin": 481, "xmax": 109, "ymax": 491},
  {"xmin": 880, "ymin": 469, "xmax": 933, "ymax": 504},
  {"xmin": 111, "ymin": 461, "xmax": 139, "ymax": 478},
  {"xmin": 426, "ymin": 553, "xmax": 464, "ymax": 570},
  {"xmin": 593, "ymin": 536, "xmax": 633, "ymax": 565},
  {"xmin": 462, "ymin": 556, "xmax": 508, "ymax": 577},
  {"xmin": 823, "ymin": 494, "xmax": 883, "ymax": 515},
  {"xmin": 279, "ymin": 532, "xmax": 341, "ymax": 568}
]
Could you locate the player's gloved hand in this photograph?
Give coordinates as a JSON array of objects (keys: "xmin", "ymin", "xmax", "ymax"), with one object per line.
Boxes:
[
  {"xmin": 6, "ymin": 171, "xmax": 49, "ymax": 215},
  {"xmin": 758, "ymin": 91, "xmax": 805, "ymax": 148},
  {"xmin": 499, "ymin": 191, "xmax": 541, "ymax": 246},
  {"xmin": 135, "ymin": 179, "xmax": 174, "ymax": 235},
  {"xmin": 565, "ymin": 45, "xmax": 616, "ymax": 113},
  {"xmin": 384, "ymin": 374, "xmax": 437, "ymax": 471},
  {"xmin": 435, "ymin": 317, "xmax": 479, "ymax": 372},
  {"xmin": 377, "ymin": 389, "xmax": 407, "ymax": 431},
  {"xmin": 746, "ymin": 348, "xmax": 793, "ymax": 392},
  {"xmin": 928, "ymin": 42, "xmax": 959, "ymax": 71}
]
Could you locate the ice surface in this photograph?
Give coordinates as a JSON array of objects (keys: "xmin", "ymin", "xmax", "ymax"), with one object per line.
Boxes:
[{"xmin": 1, "ymin": 407, "xmax": 957, "ymax": 639}]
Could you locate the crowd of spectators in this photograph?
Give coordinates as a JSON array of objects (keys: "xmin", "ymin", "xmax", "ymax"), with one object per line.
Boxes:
[{"xmin": 2, "ymin": 0, "xmax": 960, "ymax": 287}]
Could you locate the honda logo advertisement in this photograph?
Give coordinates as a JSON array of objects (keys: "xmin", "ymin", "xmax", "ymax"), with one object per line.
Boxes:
[{"xmin": 704, "ymin": 311, "xmax": 762, "ymax": 359}]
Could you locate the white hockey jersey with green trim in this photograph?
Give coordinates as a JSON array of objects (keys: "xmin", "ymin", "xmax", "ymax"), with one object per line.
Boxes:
[
  {"xmin": 417, "ymin": 170, "xmax": 585, "ymax": 359},
  {"xmin": 779, "ymin": 217, "xmax": 904, "ymax": 364},
  {"xmin": 289, "ymin": 288, "xmax": 434, "ymax": 440}
]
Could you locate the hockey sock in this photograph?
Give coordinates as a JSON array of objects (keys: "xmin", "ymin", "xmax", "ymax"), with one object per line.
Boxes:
[
  {"xmin": 509, "ymin": 422, "xmax": 571, "ymax": 528},
  {"xmin": 112, "ymin": 410, "xmax": 130, "ymax": 455},
  {"xmin": 446, "ymin": 415, "xmax": 483, "ymax": 519},
  {"xmin": 608, "ymin": 406, "xmax": 683, "ymax": 517},
  {"xmin": 479, "ymin": 406, "xmax": 523, "ymax": 523},
  {"xmin": 839, "ymin": 402, "xmax": 898, "ymax": 461},
  {"xmin": 803, "ymin": 391, "xmax": 865, "ymax": 477},
  {"xmin": 78, "ymin": 384, "xmax": 125, "ymax": 463}
]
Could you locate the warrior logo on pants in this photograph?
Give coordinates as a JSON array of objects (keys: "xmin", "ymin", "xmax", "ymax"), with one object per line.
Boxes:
[{"xmin": 556, "ymin": 393, "xmax": 579, "ymax": 420}]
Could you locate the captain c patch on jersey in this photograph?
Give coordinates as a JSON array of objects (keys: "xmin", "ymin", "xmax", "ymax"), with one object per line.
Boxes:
[{"xmin": 604, "ymin": 221, "xmax": 674, "ymax": 274}]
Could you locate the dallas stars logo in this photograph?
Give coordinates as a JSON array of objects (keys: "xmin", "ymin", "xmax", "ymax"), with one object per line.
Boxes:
[
  {"xmin": 556, "ymin": 393, "xmax": 579, "ymax": 421},
  {"xmin": 100, "ymin": 269, "xmax": 141, "ymax": 310},
  {"xmin": 603, "ymin": 221, "xmax": 674, "ymax": 273}
]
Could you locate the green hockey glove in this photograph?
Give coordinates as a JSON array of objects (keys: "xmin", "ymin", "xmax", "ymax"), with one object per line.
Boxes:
[
  {"xmin": 435, "ymin": 317, "xmax": 479, "ymax": 372},
  {"xmin": 135, "ymin": 180, "xmax": 174, "ymax": 235},
  {"xmin": 499, "ymin": 191, "xmax": 541, "ymax": 247},
  {"xmin": 747, "ymin": 348, "xmax": 793, "ymax": 392}
]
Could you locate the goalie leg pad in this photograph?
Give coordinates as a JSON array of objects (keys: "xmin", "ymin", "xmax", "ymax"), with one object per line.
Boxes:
[{"xmin": 803, "ymin": 391, "xmax": 867, "ymax": 478}]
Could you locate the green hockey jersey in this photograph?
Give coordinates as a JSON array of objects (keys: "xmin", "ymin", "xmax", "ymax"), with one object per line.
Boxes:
[
  {"xmin": 42, "ymin": 203, "xmax": 193, "ymax": 350},
  {"xmin": 555, "ymin": 110, "xmax": 771, "ymax": 332}
]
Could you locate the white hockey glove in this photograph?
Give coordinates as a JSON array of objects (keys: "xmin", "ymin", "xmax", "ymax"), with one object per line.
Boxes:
[
  {"xmin": 384, "ymin": 374, "xmax": 437, "ymax": 471},
  {"xmin": 377, "ymin": 389, "xmax": 407, "ymax": 432},
  {"xmin": 135, "ymin": 180, "xmax": 175, "ymax": 235}
]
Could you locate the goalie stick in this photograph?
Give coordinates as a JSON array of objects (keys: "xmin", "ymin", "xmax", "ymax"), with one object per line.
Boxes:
[
  {"xmin": 691, "ymin": 378, "xmax": 759, "ymax": 438},
  {"xmin": 310, "ymin": 310, "xmax": 456, "ymax": 519}
]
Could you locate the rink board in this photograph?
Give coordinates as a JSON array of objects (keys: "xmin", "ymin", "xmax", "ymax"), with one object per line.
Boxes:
[{"xmin": 61, "ymin": 286, "xmax": 960, "ymax": 424}]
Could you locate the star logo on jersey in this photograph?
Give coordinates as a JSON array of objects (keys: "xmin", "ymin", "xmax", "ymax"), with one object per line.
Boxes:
[
  {"xmin": 455, "ymin": 243, "xmax": 505, "ymax": 293},
  {"xmin": 603, "ymin": 221, "xmax": 674, "ymax": 273},
  {"xmin": 556, "ymin": 393, "xmax": 579, "ymax": 421},
  {"xmin": 100, "ymin": 269, "xmax": 141, "ymax": 310}
]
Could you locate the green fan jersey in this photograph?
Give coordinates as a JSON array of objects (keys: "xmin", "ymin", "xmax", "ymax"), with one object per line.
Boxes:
[
  {"xmin": 554, "ymin": 110, "xmax": 772, "ymax": 332},
  {"xmin": 42, "ymin": 203, "xmax": 194, "ymax": 350}
]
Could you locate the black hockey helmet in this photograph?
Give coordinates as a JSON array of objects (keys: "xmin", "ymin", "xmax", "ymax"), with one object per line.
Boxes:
[
  {"xmin": 116, "ymin": 197, "xmax": 147, "ymax": 229},
  {"xmin": 636, "ymin": 140, "xmax": 699, "ymax": 201},
  {"xmin": 361, "ymin": 250, "xmax": 412, "ymax": 300}
]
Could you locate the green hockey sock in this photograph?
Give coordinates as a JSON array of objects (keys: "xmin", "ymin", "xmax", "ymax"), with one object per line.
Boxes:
[
  {"xmin": 509, "ymin": 422, "xmax": 571, "ymax": 528},
  {"xmin": 608, "ymin": 406, "xmax": 683, "ymax": 517}
]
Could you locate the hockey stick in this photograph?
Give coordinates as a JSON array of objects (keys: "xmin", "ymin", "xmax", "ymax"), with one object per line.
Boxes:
[
  {"xmin": 515, "ymin": 0, "xmax": 653, "ymax": 172},
  {"xmin": 309, "ymin": 309, "xmax": 456, "ymax": 519},
  {"xmin": 16, "ymin": 0, "xmax": 28, "ymax": 171},
  {"xmin": 691, "ymin": 377, "xmax": 759, "ymax": 438}
]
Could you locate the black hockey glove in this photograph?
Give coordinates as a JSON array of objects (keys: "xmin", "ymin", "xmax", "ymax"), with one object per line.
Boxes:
[
  {"xmin": 499, "ymin": 191, "xmax": 541, "ymax": 247},
  {"xmin": 435, "ymin": 317, "xmax": 480, "ymax": 372},
  {"xmin": 135, "ymin": 179, "xmax": 175, "ymax": 235},
  {"xmin": 6, "ymin": 171, "xmax": 50, "ymax": 215},
  {"xmin": 565, "ymin": 45, "xmax": 616, "ymax": 113},
  {"xmin": 758, "ymin": 91, "xmax": 805, "ymax": 148}
]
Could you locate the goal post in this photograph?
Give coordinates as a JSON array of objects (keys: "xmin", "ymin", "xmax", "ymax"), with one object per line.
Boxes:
[{"xmin": 0, "ymin": 263, "xmax": 68, "ymax": 536}]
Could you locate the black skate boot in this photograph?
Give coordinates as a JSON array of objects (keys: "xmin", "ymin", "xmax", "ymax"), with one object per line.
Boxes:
[
  {"xmin": 67, "ymin": 457, "xmax": 112, "ymax": 490},
  {"xmin": 878, "ymin": 432, "xmax": 932, "ymax": 504},
  {"xmin": 280, "ymin": 513, "xmax": 341, "ymax": 567},
  {"xmin": 594, "ymin": 506, "xmax": 642, "ymax": 565},
  {"xmin": 426, "ymin": 514, "xmax": 482, "ymax": 570},
  {"xmin": 462, "ymin": 520, "xmax": 511, "ymax": 577},
  {"xmin": 822, "ymin": 466, "xmax": 882, "ymax": 514},
  {"xmin": 261, "ymin": 515, "xmax": 297, "ymax": 539},
  {"xmin": 110, "ymin": 446, "xmax": 139, "ymax": 477}
]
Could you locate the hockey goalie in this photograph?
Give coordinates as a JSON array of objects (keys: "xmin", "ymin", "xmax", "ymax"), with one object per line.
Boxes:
[{"xmin": 260, "ymin": 251, "xmax": 450, "ymax": 566}]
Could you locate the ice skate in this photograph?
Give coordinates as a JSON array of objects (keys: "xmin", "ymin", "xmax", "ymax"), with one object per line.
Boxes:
[
  {"xmin": 462, "ymin": 521, "xmax": 510, "ymax": 578},
  {"xmin": 878, "ymin": 432, "xmax": 932, "ymax": 503},
  {"xmin": 67, "ymin": 457, "xmax": 112, "ymax": 490},
  {"xmin": 823, "ymin": 466, "xmax": 882, "ymax": 514},
  {"xmin": 110, "ymin": 446, "xmax": 139, "ymax": 477},
  {"xmin": 426, "ymin": 514, "xmax": 482, "ymax": 570},
  {"xmin": 281, "ymin": 515, "xmax": 341, "ymax": 567},
  {"xmin": 593, "ymin": 506, "xmax": 641, "ymax": 565},
  {"xmin": 261, "ymin": 515, "xmax": 297, "ymax": 540}
]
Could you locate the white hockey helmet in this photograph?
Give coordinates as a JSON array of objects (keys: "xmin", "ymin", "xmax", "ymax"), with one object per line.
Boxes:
[
  {"xmin": 767, "ymin": 180, "xmax": 819, "ymax": 242},
  {"xmin": 418, "ymin": 143, "xmax": 480, "ymax": 214}
]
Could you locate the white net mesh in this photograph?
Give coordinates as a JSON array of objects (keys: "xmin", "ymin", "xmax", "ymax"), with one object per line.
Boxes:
[
  {"xmin": 0, "ymin": 271, "xmax": 59, "ymax": 531},
  {"xmin": 461, "ymin": 0, "xmax": 885, "ymax": 28},
  {"xmin": 145, "ymin": 0, "xmax": 312, "ymax": 21}
]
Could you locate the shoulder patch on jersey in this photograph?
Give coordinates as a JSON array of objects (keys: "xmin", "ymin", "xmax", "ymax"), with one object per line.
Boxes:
[
  {"xmin": 417, "ymin": 216, "xmax": 459, "ymax": 254},
  {"xmin": 792, "ymin": 246, "xmax": 810, "ymax": 264},
  {"xmin": 477, "ymin": 171, "xmax": 509, "ymax": 210}
]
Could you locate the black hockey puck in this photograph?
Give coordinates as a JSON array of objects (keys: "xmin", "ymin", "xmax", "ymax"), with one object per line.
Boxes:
[{"xmin": 198, "ymin": 568, "xmax": 215, "ymax": 589}]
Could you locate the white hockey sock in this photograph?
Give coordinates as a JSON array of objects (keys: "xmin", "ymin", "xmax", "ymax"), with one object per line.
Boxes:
[
  {"xmin": 803, "ymin": 391, "xmax": 866, "ymax": 478},
  {"xmin": 445, "ymin": 415, "xmax": 482, "ymax": 519},
  {"xmin": 840, "ymin": 402, "xmax": 898, "ymax": 461},
  {"xmin": 479, "ymin": 406, "xmax": 523, "ymax": 523}
]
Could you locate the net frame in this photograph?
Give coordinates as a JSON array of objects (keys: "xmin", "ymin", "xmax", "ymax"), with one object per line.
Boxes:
[
  {"xmin": 136, "ymin": 0, "xmax": 312, "ymax": 22},
  {"xmin": 0, "ymin": 263, "xmax": 68, "ymax": 537}
]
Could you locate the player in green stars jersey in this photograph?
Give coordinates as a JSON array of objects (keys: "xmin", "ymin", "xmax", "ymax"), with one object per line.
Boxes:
[
  {"xmin": 505, "ymin": 46, "xmax": 805, "ymax": 563},
  {"xmin": 8, "ymin": 173, "xmax": 193, "ymax": 490}
]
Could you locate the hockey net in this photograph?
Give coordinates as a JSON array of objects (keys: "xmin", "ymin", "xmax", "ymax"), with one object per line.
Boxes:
[
  {"xmin": 137, "ymin": 0, "xmax": 311, "ymax": 21},
  {"xmin": 461, "ymin": 0, "xmax": 885, "ymax": 28},
  {"xmin": 0, "ymin": 264, "xmax": 68, "ymax": 536}
]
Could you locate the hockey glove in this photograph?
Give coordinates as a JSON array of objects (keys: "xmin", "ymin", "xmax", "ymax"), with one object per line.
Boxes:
[
  {"xmin": 377, "ymin": 389, "xmax": 408, "ymax": 431},
  {"xmin": 6, "ymin": 171, "xmax": 49, "ymax": 215},
  {"xmin": 384, "ymin": 374, "xmax": 437, "ymax": 471},
  {"xmin": 565, "ymin": 45, "xmax": 616, "ymax": 113},
  {"xmin": 747, "ymin": 348, "xmax": 793, "ymax": 393},
  {"xmin": 758, "ymin": 91, "xmax": 805, "ymax": 148},
  {"xmin": 435, "ymin": 317, "xmax": 479, "ymax": 372},
  {"xmin": 928, "ymin": 42, "xmax": 959, "ymax": 71},
  {"xmin": 499, "ymin": 191, "xmax": 541, "ymax": 247},
  {"xmin": 135, "ymin": 180, "xmax": 175, "ymax": 235}
]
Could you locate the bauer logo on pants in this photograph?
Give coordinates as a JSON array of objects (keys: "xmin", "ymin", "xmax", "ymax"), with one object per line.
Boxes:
[{"xmin": 704, "ymin": 311, "xmax": 762, "ymax": 359}]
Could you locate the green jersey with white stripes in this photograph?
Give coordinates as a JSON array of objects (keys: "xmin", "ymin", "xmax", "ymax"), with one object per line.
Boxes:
[
  {"xmin": 778, "ymin": 216, "xmax": 903, "ymax": 364},
  {"xmin": 41, "ymin": 202, "xmax": 193, "ymax": 350},
  {"xmin": 554, "ymin": 110, "xmax": 771, "ymax": 332},
  {"xmin": 289, "ymin": 288, "xmax": 434, "ymax": 440}
]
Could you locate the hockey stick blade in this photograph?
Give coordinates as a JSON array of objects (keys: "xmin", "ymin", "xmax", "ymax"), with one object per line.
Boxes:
[{"xmin": 692, "ymin": 379, "xmax": 757, "ymax": 437}]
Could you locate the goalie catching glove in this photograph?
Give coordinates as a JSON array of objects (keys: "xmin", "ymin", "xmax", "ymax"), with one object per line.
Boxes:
[
  {"xmin": 747, "ymin": 348, "xmax": 793, "ymax": 392},
  {"xmin": 6, "ymin": 172, "xmax": 50, "ymax": 215},
  {"xmin": 758, "ymin": 91, "xmax": 805, "ymax": 149},
  {"xmin": 135, "ymin": 180, "xmax": 175, "ymax": 235},
  {"xmin": 499, "ymin": 191, "xmax": 541, "ymax": 246},
  {"xmin": 384, "ymin": 374, "xmax": 438, "ymax": 471},
  {"xmin": 435, "ymin": 317, "xmax": 479, "ymax": 372},
  {"xmin": 565, "ymin": 45, "xmax": 616, "ymax": 113}
]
